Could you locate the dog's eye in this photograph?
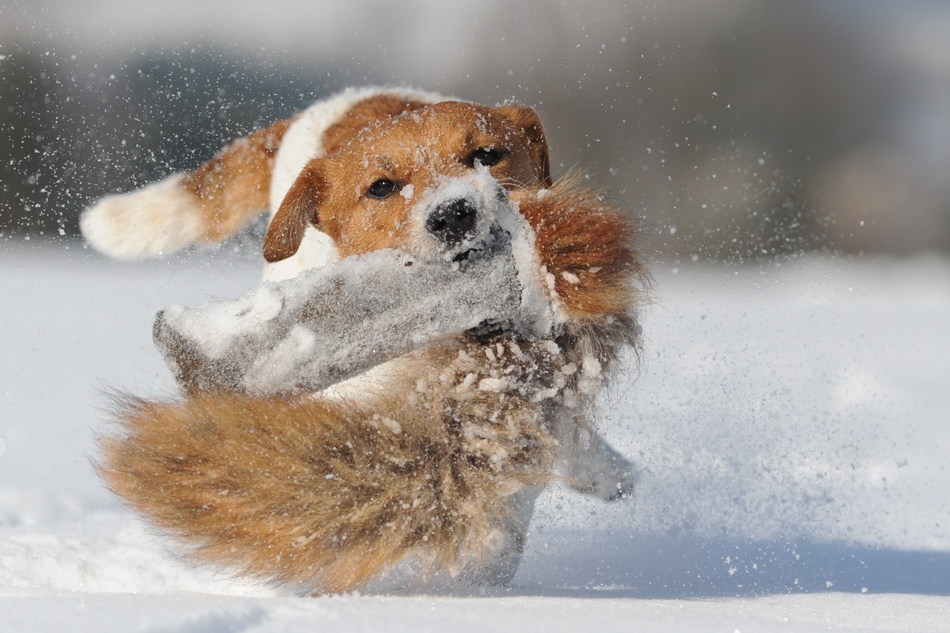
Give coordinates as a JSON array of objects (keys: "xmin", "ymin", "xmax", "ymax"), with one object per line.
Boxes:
[
  {"xmin": 367, "ymin": 179, "xmax": 399, "ymax": 200},
  {"xmin": 468, "ymin": 148, "xmax": 505, "ymax": 168}
]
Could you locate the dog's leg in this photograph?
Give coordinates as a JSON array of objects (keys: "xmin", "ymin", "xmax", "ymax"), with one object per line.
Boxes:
[
  {"xmin": 81, "ymin": 118, "xmax": 292, "ymax": 259},
  {"xmin": 458, "ymin": 484, "xmax": 544, "ymax": 586},
  {"xmin": 559, "ymin": 420, "xmax": 636, "ymax": 501}
]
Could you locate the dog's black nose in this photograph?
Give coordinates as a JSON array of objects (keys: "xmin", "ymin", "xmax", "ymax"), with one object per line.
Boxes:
[{"xmin": 426, "ymin": 198, "xmax": 478, "ymax": 245}]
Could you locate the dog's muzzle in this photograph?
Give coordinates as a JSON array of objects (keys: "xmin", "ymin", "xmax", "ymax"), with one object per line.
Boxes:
[
  {"xmin": 413, "ymin": 173, "xmax": 507, "ymax": 261},
  {"xmin": 425, "ymin": 198, "xmax": 478, "ymax": 245}
]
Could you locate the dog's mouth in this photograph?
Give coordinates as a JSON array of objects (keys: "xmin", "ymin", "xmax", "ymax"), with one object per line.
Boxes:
[
  {"xmin": 452, "ymin": 249, "xmax": 476, "ymax": 264},
  {"xmin": 448, "ymin": 223, "xmax": 511, "ymax": 266}
]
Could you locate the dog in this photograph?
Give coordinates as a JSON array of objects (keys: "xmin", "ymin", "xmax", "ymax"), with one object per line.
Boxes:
[{"xmin": 82, "ymin": 87, "xmax": 649, "ymax": 593}]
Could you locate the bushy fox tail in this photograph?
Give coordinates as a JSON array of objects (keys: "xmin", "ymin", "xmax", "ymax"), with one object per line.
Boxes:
[
  {"xmin": 98, "ymin": 388, "xmax": 554, "ymax": 594},
  {"xmin": 80, "ymin": 119, "xmax": 292, "ymax": 259}
]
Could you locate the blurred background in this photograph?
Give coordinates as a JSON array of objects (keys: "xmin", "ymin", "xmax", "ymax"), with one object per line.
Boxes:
[{"xmin": 1, "ymin": 0, "xmax": 949, "ymax": 260}]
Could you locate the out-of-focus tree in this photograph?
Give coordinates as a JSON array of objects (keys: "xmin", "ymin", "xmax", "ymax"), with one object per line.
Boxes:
[
  {"xmin": 0, "ymin": 47, "xmax": 64, "ymax": 237},
  {"xmin": 1, "ymin": 0, "xmax": 948, "ymax": 257},
  {"xmin": 0, "ymin": 45, "xmax": 333, "ymax": 237},
  {"xmin": 454, "ymin": 1, "xmax": 925, "ymax": 260}
]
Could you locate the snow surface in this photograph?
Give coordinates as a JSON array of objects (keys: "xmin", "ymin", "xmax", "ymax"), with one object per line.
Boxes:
[{"xmin": 1, "ymin": 241, "xmax": 948, "ymax": 631}]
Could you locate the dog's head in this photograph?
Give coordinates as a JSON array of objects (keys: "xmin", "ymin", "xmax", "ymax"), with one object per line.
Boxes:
[{"xmin": 262, "ymin": 101, "xmax": 550, "ymax": 263}]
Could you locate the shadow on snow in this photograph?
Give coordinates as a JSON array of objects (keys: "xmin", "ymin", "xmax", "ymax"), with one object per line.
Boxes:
[{"xmin": 508, "ymin": 530, "xmax": 950, "ymax": 598}]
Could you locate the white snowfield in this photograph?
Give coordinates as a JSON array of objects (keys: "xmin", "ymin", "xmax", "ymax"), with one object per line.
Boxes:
[{"xmin": 0, "ymin": 242, "xmax": 948, "ymax": 632}]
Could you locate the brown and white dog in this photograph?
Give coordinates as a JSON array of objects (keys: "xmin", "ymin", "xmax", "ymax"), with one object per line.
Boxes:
[{"xmin": 82, "ymin": 87, "xmax": 649, "ymax": 593}]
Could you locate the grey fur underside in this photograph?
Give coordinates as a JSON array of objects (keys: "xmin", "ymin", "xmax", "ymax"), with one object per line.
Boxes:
[{"xmin": 153, "ymin": 237, "xmax": 535, "ymax": 394}]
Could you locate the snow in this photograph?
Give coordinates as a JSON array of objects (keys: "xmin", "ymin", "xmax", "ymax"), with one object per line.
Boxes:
[{"xmin": 1, "ymin": 242, "xmax": 948, "ymax": 631}]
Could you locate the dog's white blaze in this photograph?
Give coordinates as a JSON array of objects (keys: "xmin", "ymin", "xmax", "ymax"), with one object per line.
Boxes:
[{"xmin": 268, "ymin": 87, "xmax": 448, "ymax": 213}]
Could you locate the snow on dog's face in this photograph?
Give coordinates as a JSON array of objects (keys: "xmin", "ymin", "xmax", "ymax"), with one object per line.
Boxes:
[{"xmin": 262, "ymin": 101, "xmax": 551, "ymax": 263}]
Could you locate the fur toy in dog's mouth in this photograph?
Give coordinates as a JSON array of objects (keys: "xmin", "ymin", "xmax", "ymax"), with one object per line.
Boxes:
[{"xmin": 153, "ymin": 229, "xmax": 549, "ymax": 396}]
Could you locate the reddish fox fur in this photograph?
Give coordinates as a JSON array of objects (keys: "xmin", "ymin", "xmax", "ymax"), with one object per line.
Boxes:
[{"xmin": 88, "ymin": 89, "xmax": 648, "ymax": 594}]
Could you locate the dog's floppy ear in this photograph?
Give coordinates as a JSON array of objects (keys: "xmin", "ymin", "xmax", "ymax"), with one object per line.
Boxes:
[
  {"xmin": 498, "ymin": 105, "xmax": 552, "ymax": 188},
  {"xmin": 263, "ymin": 160, "xmax": 328, "ymax": 263}
]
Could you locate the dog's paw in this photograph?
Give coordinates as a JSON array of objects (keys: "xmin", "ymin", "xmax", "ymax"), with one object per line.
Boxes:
[
  {"xmin": 80, "ymin": 174, "xmax": 204, "ymax": 259},
  {"xmin": 566, "ymin": 435, "xmax": 637, "ymax": 501},
  {"xmin": 601, "ymin": 467, "xmax": 637, "ymax": 501},
  {"xmin": 579, "ymin": 458, "xmax": 636, "ymax": 501}
]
